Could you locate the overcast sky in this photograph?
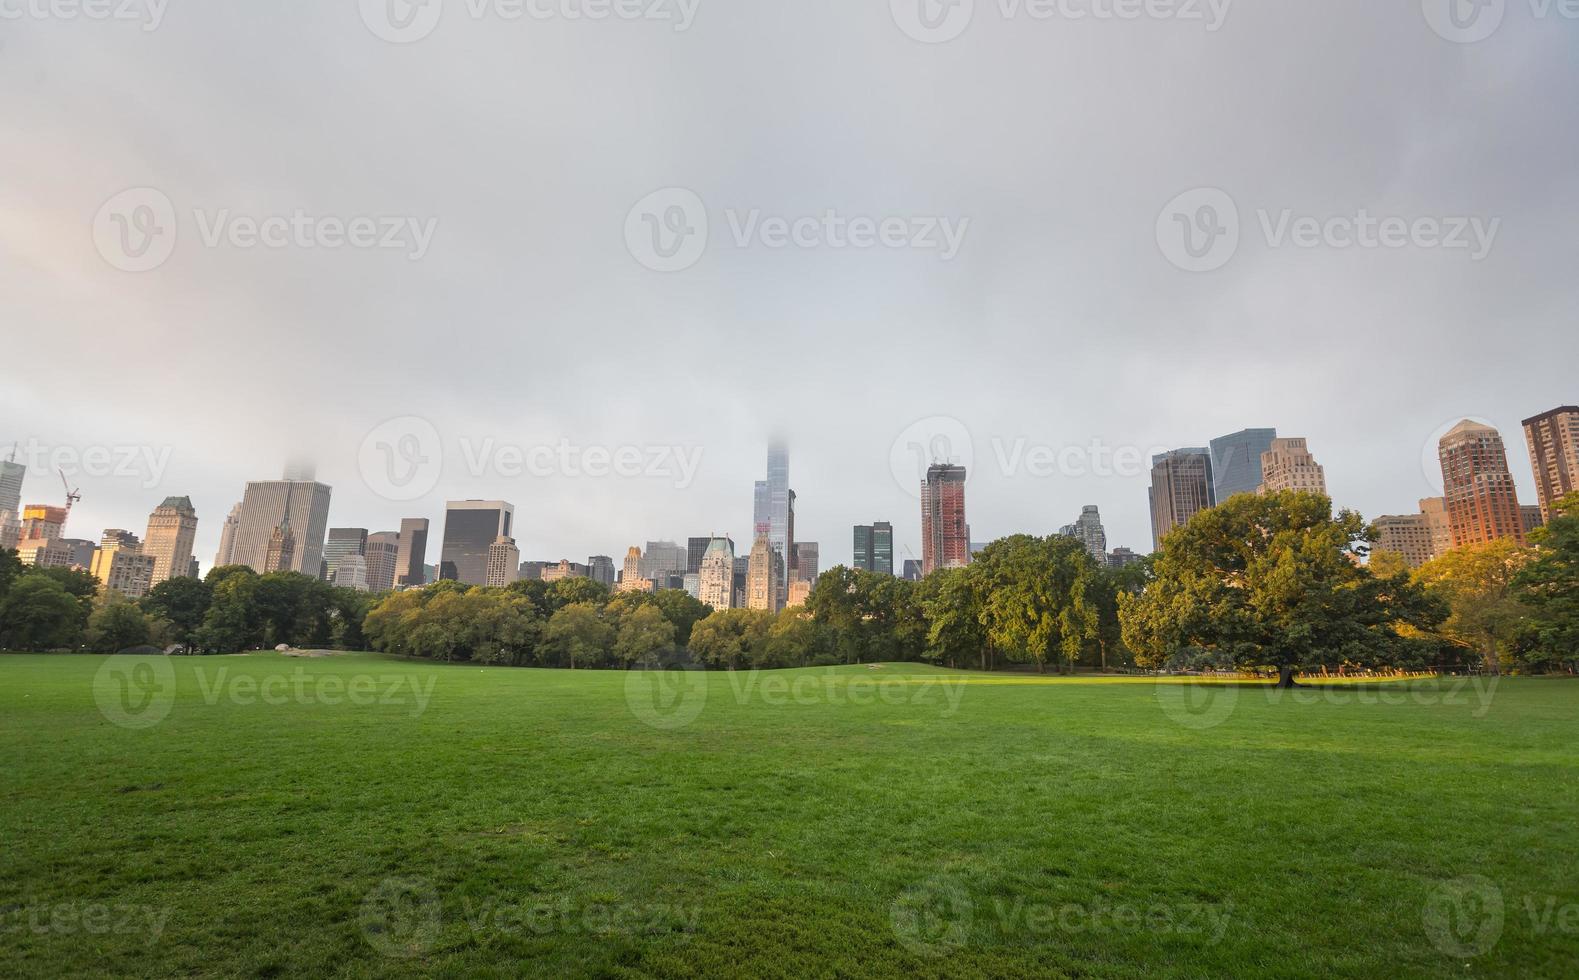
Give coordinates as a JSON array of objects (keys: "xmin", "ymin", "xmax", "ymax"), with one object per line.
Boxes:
[{"xmin": 2, "ymin": 0, "xmax": 1575, "ymax": 570}]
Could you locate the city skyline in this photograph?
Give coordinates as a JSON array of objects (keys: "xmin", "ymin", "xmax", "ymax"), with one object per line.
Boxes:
[{"xmin": 4, "ymin": 405, "xmax": 1577, "ymax": 584}]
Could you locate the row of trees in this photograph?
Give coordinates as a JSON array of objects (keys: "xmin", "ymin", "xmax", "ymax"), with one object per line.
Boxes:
[
  {"xmin": 0, "ymin": 554, "xmax": 372, "ymax": 654},
  {"xmin": 4, "ymin": 491, "xmax": 1575, "ymax": 675},
  {"xmin": 354, "ymin": 535, "xmax": 1149, "ymax": 672}
]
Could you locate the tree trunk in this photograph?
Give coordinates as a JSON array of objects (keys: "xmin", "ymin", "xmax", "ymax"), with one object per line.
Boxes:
[{"xmin": 1274, "ymin": 665, "xmax": 1298, "ymax": 688}]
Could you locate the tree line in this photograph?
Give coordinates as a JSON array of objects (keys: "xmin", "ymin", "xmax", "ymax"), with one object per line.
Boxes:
[{"xmin": 1, "ymin": 490, "xmax": 1575, "ymax": 675}]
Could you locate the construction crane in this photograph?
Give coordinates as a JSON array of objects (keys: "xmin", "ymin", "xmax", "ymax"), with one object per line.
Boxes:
[{"xmin": 58, "ymin": 469, "xmax": 81, "ymax": 514}]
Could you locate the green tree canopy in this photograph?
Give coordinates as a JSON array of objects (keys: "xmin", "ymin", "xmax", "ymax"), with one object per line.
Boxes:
[{"xmin": 1120, "ymin": 491, "xmax": 1444, "ymax": 686}]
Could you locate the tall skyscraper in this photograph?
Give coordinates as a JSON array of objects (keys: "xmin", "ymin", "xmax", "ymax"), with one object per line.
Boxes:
[
  {"xmin": 439, "ymin": 501, "xmax": 515, "ymax": 585},
  {"xmin": 485, "ymin": 536, "xmax": 521, "ymax": 587},
  {"xmin": 1258, "ymin": 438, "xmax": 1327, "ymax": 495},
  {"xmin": 214, "ymin": 502, "xmax": 242, "ymax": 568},
  {"xmin": 1523, "ymin": 406, "xmax": 1579, "ymax": 523},
  {"xmin": 323, "ymin": 528, "xmax": 369, "ymax": 583},
  {"xmin": 752, "ymin": 441, "xmax": 794, "ymax": 609},
  {"xmin": 1439, "ymin": 420, "xmax": 1525, "ymax": 548},
  {"xmin": 1420, "ymin": 497, "xmax": 1454, "ymax": 557},
  {"xmin": 588, "ymin": 555, "xmax": 616, "ymax": 587},
  {"xmin": 92, "ymin": 530, "xmax": 155, "ymax": 599},
  {"xmin": 0, "ymin": 449, "xmax": 25, "ymax": 530},
  {"xmin": 1149, "ymin": 449, "xmax": 1214, "ymax": 550},
  {"xmin": 901, "ymin": 559, "xmax": 923, "ymax": 582},
  {"xmin": 231, "ymin": 468, "xmax": 332, "ymax": 576},
  {"xmin": 921, "ymin": 464, "xmax": 970, "ymax": 576},
  {"xmin": 263, "ymin": 518, "xmax": 296, "ymax": 574},
  {"xmin": 395, "ymin": 518, "xmax": 430, "ymax": 587},
  {"xmin": 143, "ymin": 496, "xmax": 198, "ymax": 586},
  {"xmin": 687, "ymin": 536, "xmax": 712, "ymax": 575},
  {"xmin": 365, "ymin": 532, "xmax": 400, "ymax": 592},
  {"xmin": 1209, "ymin": 428, "xmax": 1277, "ymax": 502},
  {"xmin": 794, "ymin": 542, "xmax": 819, "ymax": 582},
  {"xmin": 699, "ymin": 536, "xmax": 735, "ymax": 610},
  {"xmin": 1060, "ymin": 506, "xmax": 1107, "ymax": 563},
  {"xmin": 853, "ymin": 522, "xmax": 895, "ymax": 576},
  {"xmin": 745, "ymin": 535, "xmax": 779, "ymax": 611},
  {"xmin": 618, "ymin": 546, "xmax": 652, "ymax": 593}
]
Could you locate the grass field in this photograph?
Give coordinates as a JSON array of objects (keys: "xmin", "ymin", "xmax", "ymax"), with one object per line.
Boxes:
[{"xmin": 2, "ymin": 653, "xmax": 1576, "ymax": 978}]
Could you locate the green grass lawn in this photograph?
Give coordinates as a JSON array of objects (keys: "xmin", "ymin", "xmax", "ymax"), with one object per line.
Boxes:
[{"xmin": 2, "ymin": 653, "xmax": 1576, "ymax": 978}]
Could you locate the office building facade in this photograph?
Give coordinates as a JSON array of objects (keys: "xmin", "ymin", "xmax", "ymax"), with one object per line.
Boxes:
[{"xmin": 439, "ymin": 501, "xmax": 516, "ymax": 585}]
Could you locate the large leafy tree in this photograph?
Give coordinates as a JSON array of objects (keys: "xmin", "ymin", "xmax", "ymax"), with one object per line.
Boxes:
[
  {"xmin": 688, "ymin": 608, "xmax": 772, "ymax": 670},
  {"xmin": 0, "ymin": 576, "xmax": 84, "ymax": 651},
  {"xmin": 1516, "ymin": 492, "xmax": 1579, "ymax": 670},
  {"xmin": 653, "ymin": 589, "xmax": 709, "ymax": 648},
  {"xmin": 86, "ymin": 599, "xmax": 152, "ymax": 652},
  {"xmin": 543, "ymin": 602, "xmax": 615, "ymax": 669},
  {"xmin": 1415, "ymin": 538, "xmax": 1534, "ymax": 674},
  {"xmin": 613, "ymin": 603, "xmax": 676, "ymax": 666},
  {"xmin": 972, "ymin": 535, "xmax": 1098, "ymax": 673},
  {"xmin": 1121, "ymin": 491, "xmax": 1444, "ymax": 686},
  {"xmin": 916, "ymin": 567, "xmax": 987, "ymax": 669},
  {"xmin": 141, "ymin": 576, "xmax": 213, "ymax": 651},
  {"xmin": 0, "ymin": 548, "xmax": 23, "ymax": 604}
]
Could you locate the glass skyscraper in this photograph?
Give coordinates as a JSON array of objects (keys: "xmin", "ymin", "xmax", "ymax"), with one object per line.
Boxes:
[
  {"xmin": 1209, "ymin": 428, "xmax": 1277, "ymax": 502},
  {"xmin": 439, "ymin": 501, "xmax": 515, "ymax": 585}
]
